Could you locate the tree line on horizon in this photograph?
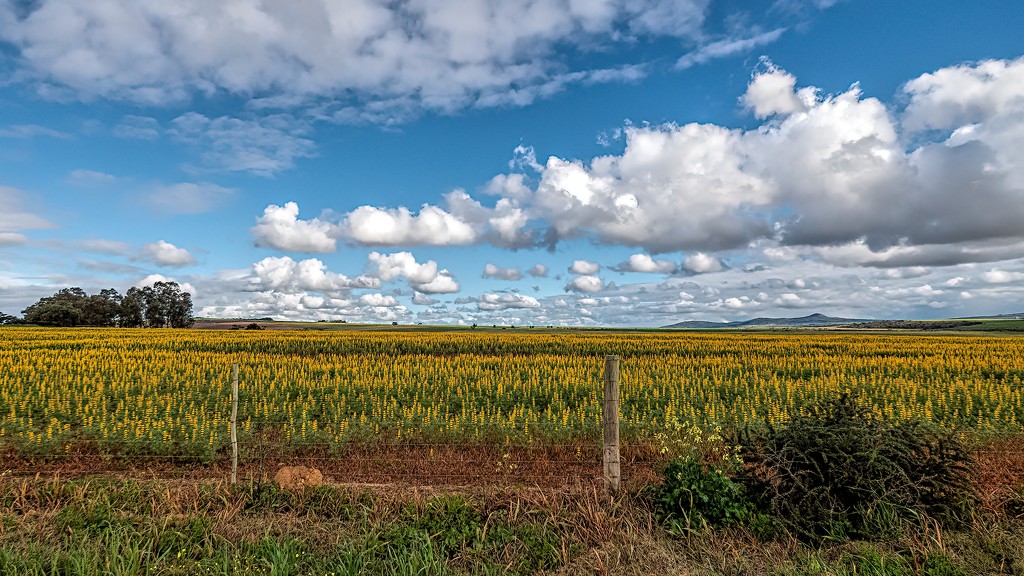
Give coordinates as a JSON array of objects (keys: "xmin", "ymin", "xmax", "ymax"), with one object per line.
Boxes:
[{"xmin": 0, "ymin": 281, "xmax": 194, "ymax": 328}]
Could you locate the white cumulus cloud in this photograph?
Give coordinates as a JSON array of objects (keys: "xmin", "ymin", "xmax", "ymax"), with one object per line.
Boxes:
[
  {"xmin": 365, "ymin": 251, "xmax": 460, "ymax": 294},
  {"xmin": 341, "ymin": 204, "xmax": 477, "ymax": 247},
  {"xmin": 478, "ymin": 292, "xmax": 541, "ymax": 310},
  {"xmin": 565, "ymin": 275, "xmax": 604, "ymax": 293},
  {"xmin": 359, "ymin": 293, "xmax": 400, "ymax": 307},
  {"xmin": 741, "ymin": 60, "xmax": 812, "ymax": 118},
  {"xmin": 527, "ymin": 264, "xmax": 548, "ymax": 277},
  {"xmin": 982, "ymin": 269, "xmax": 1024, "ymax": 284},
  {"xmin": 251, "ymin": 256, "xmax": 379, "ymax": 293},
  {"xmin": 141, "ymin": 240, "xmax": 196, "ymax": 267},
  {"xmin": 412, "ymin": 292, "xmax": 439, "ymax": 306},
  {"xmin": 617, "ymin": 253, "xmax": 677, "ymax": 273},
  {"xmin": 252, "ymin": 202, "xmax": 338, "ymax": 253},
  {"xmin": 569, "ymin": 260, "xmax": 600, "ymax": 275},
  {"xmin": 683, "ymin": 253, "xmax": 724, "ymax": 274},
  {"xmin": 414, "ymin": 274, "xmax": 460, "ymax": 294},
  {"xmin": 482, "ymin": 263, "xmax": 522, "ymax": 281}
]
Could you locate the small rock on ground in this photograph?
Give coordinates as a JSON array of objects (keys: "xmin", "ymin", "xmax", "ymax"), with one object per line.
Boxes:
[{"xmin": 273, "ymin": 466, "xmax": 324, "ymax": 491}]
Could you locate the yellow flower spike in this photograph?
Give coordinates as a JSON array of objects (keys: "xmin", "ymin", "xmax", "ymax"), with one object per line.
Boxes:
[{"xmin": 1, "ymin": 328, "xmax": 1023, "ymax": 456}]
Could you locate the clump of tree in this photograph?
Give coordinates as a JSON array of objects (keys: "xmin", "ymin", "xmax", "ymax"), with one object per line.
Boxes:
[
  {"xmin": 21, "ymin": 282, "xmax": 194, "ymax": 328},
  {"xmin": 0, "ymin": 311, "xmax": 22, "ymax": 325},
  {"xmin": 123, "ymin": 282, "xmax": 194, "ymax": 328}
]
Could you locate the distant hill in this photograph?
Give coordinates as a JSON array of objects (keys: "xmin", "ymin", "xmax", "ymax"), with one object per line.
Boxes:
[
  {"xmin": 957, "ymin": 312, "xmax": 1024, "ymax": 320},
  {"xmin": 663, "ymin": 320, "xmax": 737, "ymax": 329},
  {"xmin": 663, "ymin": 312, "xmax": 872, "ymax": 329}
]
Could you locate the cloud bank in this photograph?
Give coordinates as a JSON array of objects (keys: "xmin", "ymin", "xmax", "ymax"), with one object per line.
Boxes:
[
  {"xmin": 254, "ymin": 57, "xmax": 1024, "ymax": 273},
  {"xmin": 0, "ymin": 0, "xmax": 712, "ymax": 115}
]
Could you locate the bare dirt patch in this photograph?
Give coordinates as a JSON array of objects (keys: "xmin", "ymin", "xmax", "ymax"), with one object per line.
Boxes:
[{"xmin": 0, "ymin": 440, "xmax": 663, "ymax": 490}]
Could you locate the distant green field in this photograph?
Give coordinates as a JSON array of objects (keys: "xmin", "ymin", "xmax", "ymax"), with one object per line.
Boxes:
[{"xmin": 954, "ymin": 319, "xmax": 1024, "ymax": 332}]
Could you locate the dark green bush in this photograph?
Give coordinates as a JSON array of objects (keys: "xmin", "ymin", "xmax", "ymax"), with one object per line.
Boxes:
[
  {"xmin": 653, "ymin": 455, "xmax": 754, "ymax": 533},
  {"xmin": 735, "ymin": 394, "xmax": 973, "ymax": 541}
]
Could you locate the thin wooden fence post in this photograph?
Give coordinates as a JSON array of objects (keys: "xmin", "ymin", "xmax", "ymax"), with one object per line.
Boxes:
[
  {"xmin": 231, "ymin": 363, "xmax": 239, "ymax": 485},
  {"xmin": 603, "ymin": 355, "xmax": 621, "ymax": 494}
]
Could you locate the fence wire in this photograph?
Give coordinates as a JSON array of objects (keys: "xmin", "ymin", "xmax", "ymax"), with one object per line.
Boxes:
[
  {"xmin": 3, "ymin": 363, "xmax": 1024, "ymax": 489},
  {"xmin": 3, "ymin": 435, "xmax": 1024, "ymax": 491}
]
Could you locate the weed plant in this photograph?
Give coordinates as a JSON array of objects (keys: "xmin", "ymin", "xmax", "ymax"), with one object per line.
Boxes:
[
  {"xmin": 652, "ymin": 455, "xmax": 754, "ymax": 533},
  {"xmin": 734, "ymin": 394, "xmax": 974, "ymax": 541}
]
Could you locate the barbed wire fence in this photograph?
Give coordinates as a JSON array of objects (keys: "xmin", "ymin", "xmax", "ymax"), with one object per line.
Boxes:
[
  {"xmin": 221, "ymin": 355, "xmax": 643, "ymax": 489},
  {"xmin": 0, "ymin": 356, "xmax": 673, "ymax": 489},
  {"xmin": 1, "ymin": 354, "xmax": 1023, "ymax": 498}
]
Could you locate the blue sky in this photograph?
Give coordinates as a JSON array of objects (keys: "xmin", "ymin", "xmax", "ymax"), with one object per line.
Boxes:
[{"xmin": 2, "ymin": 0, "xmax": 1024, "ymax": 326}]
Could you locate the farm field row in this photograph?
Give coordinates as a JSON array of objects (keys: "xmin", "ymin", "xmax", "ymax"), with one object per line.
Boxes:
[{"xmin": 1, "ymin": 327, "xmax": 1022, "ymax": 459}]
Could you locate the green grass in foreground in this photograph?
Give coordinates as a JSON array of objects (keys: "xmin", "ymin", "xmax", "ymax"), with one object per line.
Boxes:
[{"xmin": 1, "ymin": 475, "xmax": 1023, "ymax": 575}]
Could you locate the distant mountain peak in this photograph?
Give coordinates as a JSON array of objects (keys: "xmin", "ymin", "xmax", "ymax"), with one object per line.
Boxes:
[{"xmin": 663, "ymin": 312, "xmax": 871, "ymax": 329}]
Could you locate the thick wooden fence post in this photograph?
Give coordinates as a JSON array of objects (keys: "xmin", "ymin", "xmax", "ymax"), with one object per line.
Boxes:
[
  {"xmin": 603, "ymin": 355, "xmax": 621, "ymax": 494},
  {"xmin": 231, "ymin": 363, "xmax": 239, "ymax": 485}
]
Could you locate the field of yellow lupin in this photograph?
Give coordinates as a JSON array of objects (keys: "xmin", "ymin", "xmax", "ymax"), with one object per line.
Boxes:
[{"xmin": 0, "ymin": 327, "xmax": 1022, "ymax": 458}]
